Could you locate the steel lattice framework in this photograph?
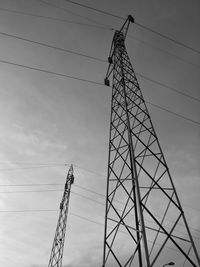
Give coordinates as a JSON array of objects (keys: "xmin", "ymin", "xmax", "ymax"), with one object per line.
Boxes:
[
  {"xmin": 103, "ymin": 16, "xmax": 200, "ymax": 267},
  {"xmin": 48, "ymin": 164, "xmax": 74, "ymax": 267}
]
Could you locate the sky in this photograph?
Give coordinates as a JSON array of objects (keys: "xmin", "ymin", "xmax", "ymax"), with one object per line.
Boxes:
[{"xmin": 0, "ymin": 0, "xmax": 200, "ymax": 266}]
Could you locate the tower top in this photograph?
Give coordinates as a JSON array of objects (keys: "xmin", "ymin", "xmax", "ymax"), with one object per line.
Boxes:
[
  {"xmin": 104, "ymin": 15, "xmax": 134, "ymax": 86},
  {"xmin": 118, "ymin": 14, "xmax": 135, "ymax": 40}
]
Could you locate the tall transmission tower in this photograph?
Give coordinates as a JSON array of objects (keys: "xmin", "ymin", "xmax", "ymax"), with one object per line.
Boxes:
[
  {"xmin": 103, "ymin": 15, "xmax": 200, "ymax": 267},
  {"xmin": 48, "ymin": 164, "xmax": 74, "ymax": 267}
]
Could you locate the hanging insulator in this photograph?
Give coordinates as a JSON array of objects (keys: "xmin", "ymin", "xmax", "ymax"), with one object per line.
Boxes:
[
  {"xmin": 104, "ymin": 78, "xmax": 110, "ymax": 87},
  {"xmin": 108, "ymin": 57, "xmax": 113, "ymax": 64}
]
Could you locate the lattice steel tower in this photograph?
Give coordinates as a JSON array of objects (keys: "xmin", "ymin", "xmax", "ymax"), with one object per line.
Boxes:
[
  {"xmin": 48, "ymin": 164, "xmax": 74, "ymax": 267},
  {"xmin": 103, "ymin": 16, "xmax": 200, "ymax": 267}
]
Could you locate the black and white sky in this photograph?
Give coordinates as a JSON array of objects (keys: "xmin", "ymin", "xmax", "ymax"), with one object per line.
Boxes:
[{"xmin": 0, "ymin": 0, "xmax": 200, "ymax": 266}]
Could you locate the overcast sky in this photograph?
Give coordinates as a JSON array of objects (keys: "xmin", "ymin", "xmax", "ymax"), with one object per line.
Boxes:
[{"xmin": 0, "ymin": 0, "xmax": 200, "ymax": 266}]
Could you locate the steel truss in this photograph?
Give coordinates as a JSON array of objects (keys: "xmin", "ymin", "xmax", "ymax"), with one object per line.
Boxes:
[
  {"xmin": 48, "ymin": 165, "xmax": 74, "ymax": 267},
  {"xmin": 103, "ymin": 16, "xmax": 200, "ymax": 267}
]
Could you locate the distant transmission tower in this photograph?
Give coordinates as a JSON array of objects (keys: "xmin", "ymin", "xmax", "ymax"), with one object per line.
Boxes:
[
  {"xmin": 103, "ymin": 15, "xmax": 200, "ymax": 267},
  {"xmin": 48, "ymin": 164, "xmax": 74, "ymax": 267}
]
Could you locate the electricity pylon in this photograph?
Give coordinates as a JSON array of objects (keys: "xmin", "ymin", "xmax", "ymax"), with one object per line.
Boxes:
[
  {"xmin": 48, "ymin": 164, "xmax": 74, "ymax": 267},
  {"xmin": 103, "ymin": 15, "xmax": 200, "ymax": 267}
]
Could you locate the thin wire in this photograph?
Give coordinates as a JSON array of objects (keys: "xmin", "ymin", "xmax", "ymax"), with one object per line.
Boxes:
[
  {"xmin": 74, "ymin": 164, "xmax": 105, "ymax": 177},
  {"xmin": 74, "ymin": 184, "xmax": 105, "ymax": 197},
  {"xmin": 2, "ymin": 29, "xmax": 200, "ymax": 104},
  {"xmin": 0, "ymin": 161, "xmax": 67, "ymax": 165},
  {"xmin": 146, "ymin": 101, "xmax": 200, "ymax": 126},
  {"xmin": 0, "ymin": 183, "xmax": 63, "ymax": 187},
  {"xmin": 1, "ymin": 30, "xmax": 200, "ymax": 104},
  {"xmin": 36, "ymin": 0, "xmax": 109, "ymax": 27},
  {"xmin": 0, "ymin": 206, "xmax": 199, "ymax": 245},
  {"xmin": 135, "ymin": 22, "xmax": 200, "ymax": 55},
  {"xmin": 129, "ymin": 34, "xmax": 200, "ymax": 70},
  {"xmin": 1, "ymin": 5, "xmax": 199, "ymax": 72},
  {"xmin": 71, "ymin": 191, "xmax": 105, "ymax": 206},
  {"xmin": 0, "ymin": 183, "xmax": 199, "ymax": 219},
  {"xmin": 0, "ymin": 184, "xmax": 199, "ymax": 234},
  {"xmin": 64, "ymin": 0, "xmax": 124, "ymax": 20},
  {"xmin": 0, "ymin": 31, "xmax": 106, "ymax": 62},
  {"xmin": 0, "ymin": 59, "xmax": 103, "ymax": 86},
  {"xmin": 0, "ymin": 164, "xmax": 66, "ymax": 172},
  {"xmin": 0, "ymin": 59, "xmax": 199, "ymax": 125},
  {"xmin": 0, "ymin": 176, "xmax": 199, "ymax": 216},
  {"xmin": 0, "ymin": 209, "xmax": 56, "ymax": 213},
  {"xmin": 0, "ymin": 207, "xmax": 187, "ymax": 253},
  {"xmin": 136, "ymin": 73, "xmax": 200, "ymax": 103},
  {"xmin": 64, "ymin": 0, "xmax": 200, "ymax": 55},
  {"xmin": 0, "ymin": 7, "xmax": 107, "ymax": 30},
  {"xmin": 0, "ymin": 189, "xmax": 61, "ymax": 193},
  {"xmin": 0, "ymin": 185, "xmax": 197, "ymax": 241}
]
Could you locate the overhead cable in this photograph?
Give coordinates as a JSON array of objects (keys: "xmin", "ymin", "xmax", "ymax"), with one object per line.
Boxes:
[
  {"xmin": 1, "ymin": 30, "xmax": 199, "ymax": 103},
  {"xmin": 135, "ymin": 22, "xmax": 200, "ymax": 55},
  {"xmin": 1, "ymin": 6, "xmax": 199, "ymax": 70},
  {"xmin": 0, "ymin": 59, "xmax": 199, "ymax": 125},
  {"xmin": 64, "ymin": 0, "xmax": 200, "ymax": 55},
  {"xmin": 0, "ymin": 197, "xmax": 199, "ymax": 241},
  {"xmin": 0, "ymin": 31, "xmax": 106, "ymax": 62},
  {"xmin": 128, "ymin": 35, "xmax": 200, "ymax": 69},
  {"xmin": 137, "ymin": 73, "xmax": 200, "ymax": 103},
  {"xmin": 146, "ymin": 101, "xmax": 200, "ymax": 126},
  {"xmin": 64, "ymin": 0, "xmax": 124, "ymax": 20},
  {"xmin": 0, "ymin": 177, "xmax": 199, "ymax": 234},
  {"xmin": 36, "ymin": 0, "xmax": 109, "ymax": 27},
  {"xmin": 0, "ymin": 59, "xmax": 103, "ymax": 85},
  {"xmin": 0, "ymin": 6, "xmax": 110, "ymax": 30},
  {"xmin": 0, "ymin": 164, "xmax": 66, "ymax": 172},
  {"xmin": 0, "ymin": 207, "xmax": 189, "ymax": 253}
]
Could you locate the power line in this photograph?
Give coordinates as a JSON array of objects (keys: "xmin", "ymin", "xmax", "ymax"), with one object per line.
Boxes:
[
  {"xmin": 64, "ymin": 0, "xmax": 124, "ymax": 20},
  {"xmin": 137, "ymin": 73, "xmax": 200, "ymax": 103},
  {"xmin": 0, "ymin": 183, "xmax": 63, "ymax": 187},
  {"xmin": 64, "ymin": 0, "xmax": 200, "ymax": 55},
  {"xmin": 0, "ymin": 178, "xmax": 199, "ymax": 239},
  {"xmin": 0, "ymin": 58, "xmax": 103, "ymax": 85},
  {"xmin": 1, "ymin": 3, "xmax": 199, "ymax": 71},
  {"xmin": 0, "ymin": 207, "xmax": 190, "ymax": 253},
  {"xmin": 65, "ymin": 0, "xmax": 124, "ymax": 20},
  {"xmin": 1, "ymin": 5, "xmax": 199, "ymax": 71},
  {"xmin": 0, "ymin": 59, "xmax": 199, "ymax": 125},
  {"xmin": 146, "ymin": 101, "xmax": 200, "ymax": 126},
  {"xmin": 0, "ymin": 203, "xmax": 199, "ymax": 244},
  {"xmin": 0, "ymin": 164, "xmax": 66, "ymax": 172},
  {"xmin": 36, "ymin": 0, "xmax": 109, "ymax": 27},
  {"xmin": 135, "ymin": 22, "xmax": 200, "ymax": 55},
  {"xmin": 1, "ymin": 183, "xmax": 200, "ymax": 218},
  {"xmin": 0, "ymin": 184, "xmax": 199, "ymax": 234},
  {"xmin": 0, "ymin": 6, "xmax": 110, "ymax": 30},
  {"xmin": 0, "ymin": 208, "xmax": 56, "ymax": 213},
  {"xmin": 0, "ymin": 161, "xmax": 67, "ymax": 165},
  {"xmin": 1, "ymin": 30, "xmax": 200, "ymax": 104},
  {"xmin": 129, "ymin": 35, "xmax": 200, "ymax": 70},
  {"xmin": 74, "ymin": 164, "xmax": 105, "ymax": 177},
  {"xmin": 0, "ymin": 163, "xmax": 199, "ymax": 218},
  {"xmin": 0, "ymin": 177, "xmax": 199, "ymax": 217},
  {"xmin": 0, "ymin": 189, "xmax": 61, "ymax": 194},
  {"xmin": 0, "ymin": 31, "xmax": 106, "ymax": 62},
  {"xmin": 2, "ymin": 30, "xmax": 200, "ymax": 104},
  {"xmin": 1, "ymin": 5, "xmax": 199, "ymax": 73}
]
